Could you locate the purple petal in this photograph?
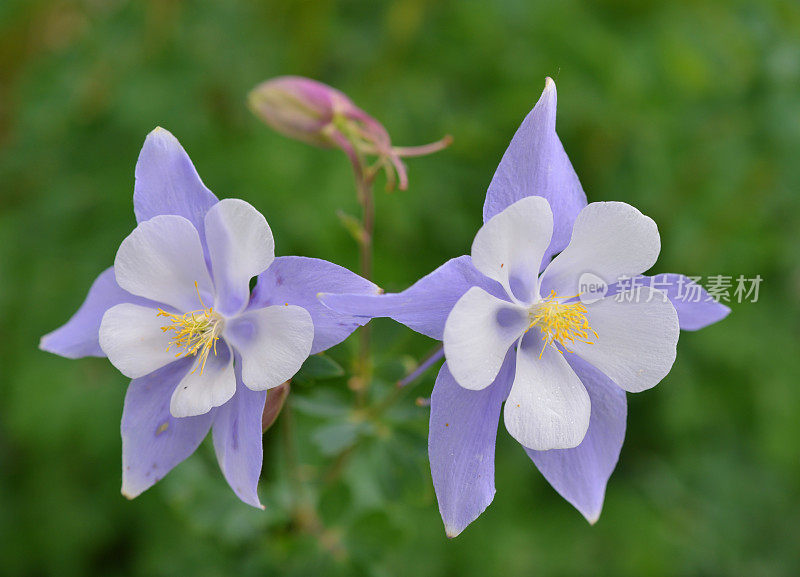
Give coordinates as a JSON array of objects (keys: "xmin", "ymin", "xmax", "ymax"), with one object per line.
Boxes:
[
  {"xmin": 526, "ymin": 354, "xmax": 627, "ymax": 524},
  {"xmin": 319, "ymin": 256, "xmax": 505, "ymax": 341},
  {"xmin": 211, "ymin": 354, "xmax": 267, "ymax": 509},
  {"xmin": 429, "ymin": 352, "xmax": 515, "ymax": 538},
  {"xmin": 40, "ymin": 267, "xmax": 158, "ymax": 359},
  {"xmin": 121, "ymin": 358, "xmax": 214, "ymax": 499},
  {"xmin": 606, "ymin": 273, "xmax": 731, "ymax": 331},
  {"xmin": 251, "ymin": 256, "xmax": 379, "ymax": 354},
  {"xmin": 133, "ymin": 128, "xmax": 219, "ymax": 237},
  {"xmin": 483, "ymin": 78, "xmax": 587, "ymax": 265}
]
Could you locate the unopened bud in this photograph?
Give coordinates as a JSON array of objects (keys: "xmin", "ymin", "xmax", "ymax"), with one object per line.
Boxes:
[
  {"xmin": 248, "ymin": 76, "xmax": 352, "ymax": 148},
  {"xmin": 249, "ymin": 76, "xmax": 451, "ymax": 192},
  {"xmin": 261, "ymin": 381, "xmax": 291, "ymax": 432}
]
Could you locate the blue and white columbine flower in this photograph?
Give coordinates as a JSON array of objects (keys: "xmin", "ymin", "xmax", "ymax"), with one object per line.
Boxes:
[
  {"xmin": 444, "ymin": 194, "xmax": 681, "ymax": 450},
  {"xmin": 321, "ymin": 78, "xmax": 729, "ymax": 535},
  {"xmin": 41, "ymin": 128, "xmax": 378, "ymax": 507}
]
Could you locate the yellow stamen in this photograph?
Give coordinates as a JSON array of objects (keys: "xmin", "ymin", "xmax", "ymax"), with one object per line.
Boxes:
[
  {"xmin": 157, "ymin": 282, "xmax": 223, "ymax": 374},
  {"xmin": 528, "ymin": 290, "xmax": 598, "ymax": 358}
]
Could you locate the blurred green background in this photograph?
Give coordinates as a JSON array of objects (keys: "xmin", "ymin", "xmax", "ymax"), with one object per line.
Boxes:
[{"xmin": 1, "ymin": 0, "xmax": 799, "ymax": 575}]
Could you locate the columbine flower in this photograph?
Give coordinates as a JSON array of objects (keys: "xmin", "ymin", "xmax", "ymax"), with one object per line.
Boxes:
[
  {"xmin": 40, "ymin": 127, "xmax": 378, "ymax": 507},
  {"xmin": 249, "ymin": 76, "xmax": 451, "ymax": 192},
  {"xmin": 443, "ymin": 194, "xmax": 681, "ymax": 451},
  {"xmin": 320, "ymin": 78, "xmax": 729, "ymax": 535}
]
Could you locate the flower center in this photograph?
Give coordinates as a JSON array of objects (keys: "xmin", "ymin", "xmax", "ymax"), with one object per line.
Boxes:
[
  {"xmin": 157, "ymin": 282, "xmax": 223, "ymax": 374},
  {"xmin": 528, "ymin": 290, "xmax": 598, "ymax": 357}
]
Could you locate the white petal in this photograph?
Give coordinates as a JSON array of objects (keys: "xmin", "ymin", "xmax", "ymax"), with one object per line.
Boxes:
[
  {"xmin": 443, "ymin": 286, "xmax": 528, "ymax": 391},
  {"xmin": 99, "ymin": 303, "xmax": 177, "ymax": 378},
  {"xmin": 540, "ymin": 202, "xmax": 660, "ymax": 298},
  {"xmin": 114, "ymin": 215, "xmax": 214, "ymax": 312},
  {"xmin": 471, "ymin": 196, "xmax": 553, "ymax": 303},
  {"xmin": 570, "ymin": 287, "xmax": 679, "ymax": 393},
  {"xmin": 170, "ymin": 341, "xmax": 236, "ymax": 418},
  {"xmin": 205, "ymin": 199, "xmax": 275, "ymax": 316},
  {"xmin": 504, "ymin": 338, "xmax": 590, "ymax": 450},
  {"xmin": 224, "ymin": 305, "xmax": 314, "ymax": 391}
]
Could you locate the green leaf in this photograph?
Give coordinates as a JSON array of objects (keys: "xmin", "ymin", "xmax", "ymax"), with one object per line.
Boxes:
[
  {"xmin": 311, "ymin": 420, "xmax": 368, "ymax": 456},
  {"xmin": 291, "ymin": 388, "xmax": 351, "ymax": 419},
  {"xmin": 336, "ymin": 209, "xmax": 368, "ymax": 244},
  {"xmin": 293, "ymin": 353, "xmax": 345, "ymax": 384}
]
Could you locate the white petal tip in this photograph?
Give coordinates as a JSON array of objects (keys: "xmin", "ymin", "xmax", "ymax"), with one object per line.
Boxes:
[
  {"xmin": 120, "ymin": 485, "xmax": 141, "ymax": 500},
  {"xmin": 171, "ymin": 408, "xmax": 205, "ymax": 419},
  {"xmin": 169, "ymin": 402, "xmax": 212, "ymax": 419},
  {"xmin": 585, "ymin": 510, "xmax": 601, "ymax": 525},
  {"xmin": 517, "ymin": 437, "xmax": 585, "ymax": 452},
  {"xmin": 444, "ymin": 356, "xmax": 497, "ymax": 391},
  {"xmin": 38, "ymin": 335, "xmax": 51, "ymax": 352},
  {"xmin": 242, "ymin": 495, "xmax": 265, "ymax": 510},
  {"xmin": 544, "ymin": 76, "xmax": 556, "ymax": 90},
  {"xmin": 444, "ymin": 525, "xmax": 462, "ymax": 539},
  {"xmin": 240, "ymin": 380, "xmax": 270, "ymax": 392},
  {"xmin": 147, "ymin": 126, "xmax": 179, "ymax": 145}
]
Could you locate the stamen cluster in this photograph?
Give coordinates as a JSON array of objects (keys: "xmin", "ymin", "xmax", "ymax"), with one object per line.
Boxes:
[
  {"xmin": 157, "ymin": 284, "xmax": 223, "ymax": 374},
  {"xmin": 528, "ymin": 290, "xmax": 598, "ymax": 356}
]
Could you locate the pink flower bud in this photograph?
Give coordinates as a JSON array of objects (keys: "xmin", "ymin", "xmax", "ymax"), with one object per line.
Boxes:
[
  {"xmin": 248, "ymin": 76, "xmax": 351, "ymax": 148},
  {"xmin": 249, "ymin": 76, "xmax": 451, "ymax": 192},
  {"xmin": 261, "ymin": 381, "xmax": 291, "ymax": 432}
]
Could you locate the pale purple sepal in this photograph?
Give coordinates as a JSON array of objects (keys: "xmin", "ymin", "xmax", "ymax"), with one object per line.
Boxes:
[
  {"xmin": 483, "ymin": 78, "xmax": 587, "ymax": 265},
  {"xmin": 43, "ymin": 128, "xmax": 219, "ymax": 361},
  {"xmin": 133, "ymin": 128, "xmax": 219, "ymax": 238},
  {"xmin": 211, "ymin": 354, "xmax": 267, "ymax": 509},
  {"xmin": 429, "ymin": 352, "xmax": 515, "ymax": 538},
  {"xmin": 606, "ymin": 273, "xmax": 731, "ymax": 331},
  {"xmin": 40, "ymin": 267, "xmax": 158, "ymax": 359},
  {"xmin": 121, "ymin": 358, "xmax": 214, "ymax": 499},
  {"xmin": 319, "ymin": 256, "xmax": 506, "ymax": 341},
  {"xmin": 251, "ymin": 256, "xmax": 379, "ymax": 354},
  {"xmin": 526, "ymin": 354, "xmax": 626, "ymax": 524}
]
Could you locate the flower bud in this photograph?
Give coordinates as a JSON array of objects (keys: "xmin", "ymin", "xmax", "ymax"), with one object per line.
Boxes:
[
  {"xmin": 248, "ymin": 76, "xmax": 352, "ymax": 148},
  {"xmin": 261, "ymin": 381, "xmax": 291, "ymax": 432},
  {"xmin": 250, "ymin": 76, "xmax": 451, "ymax": 192}
]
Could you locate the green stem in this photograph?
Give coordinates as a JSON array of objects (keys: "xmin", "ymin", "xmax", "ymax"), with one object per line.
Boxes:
[{"xmin": 353, "ymin": 172, "xmax": 375, "ymax": 406}]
